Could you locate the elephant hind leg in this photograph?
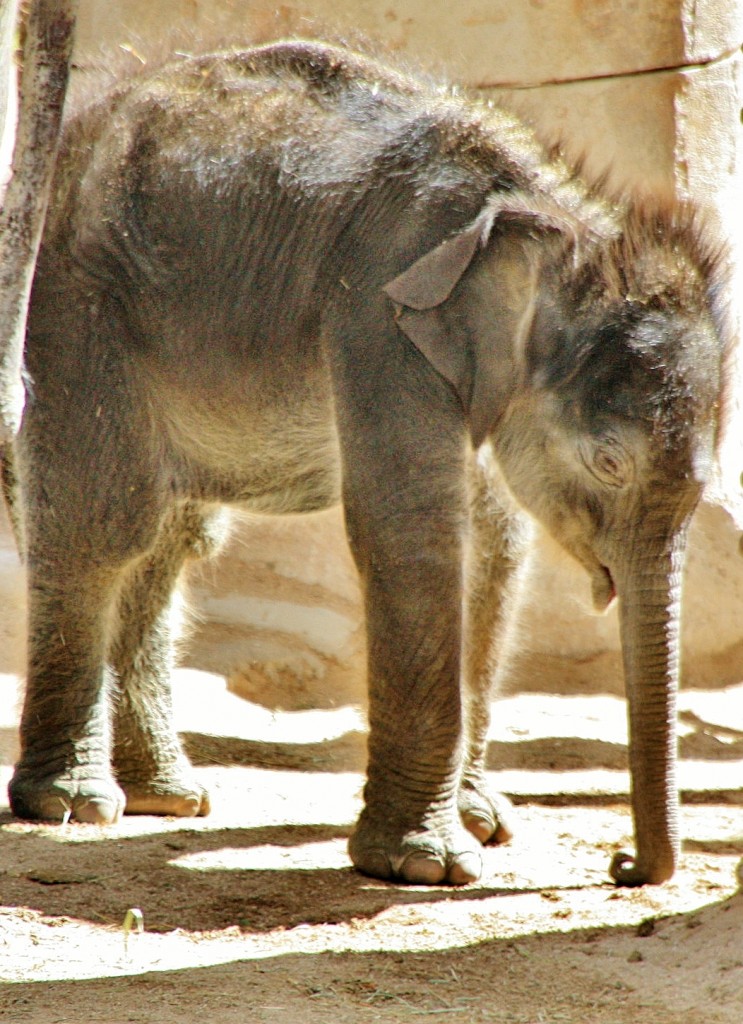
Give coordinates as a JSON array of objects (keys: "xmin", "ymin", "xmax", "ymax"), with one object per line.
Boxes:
[
  {"xmin": 111, "ymin": 502, "xmax": 231, "ymax": 817},
  {"xmin": 10, "ymin": 558, "xmax": 128, "ymax": 824}
]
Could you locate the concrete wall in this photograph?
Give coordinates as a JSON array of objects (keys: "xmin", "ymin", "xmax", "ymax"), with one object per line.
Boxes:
[{"xmin": 0, "ymin": 0, "xmax": 740, "ymax": 709}]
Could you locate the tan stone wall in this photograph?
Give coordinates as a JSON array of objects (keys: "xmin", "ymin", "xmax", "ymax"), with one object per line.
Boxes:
[
  {"xmin": 71, "ymin": 0, "xmax": 743, "ymax": 191},
  {"xmin": 0, "ymin": 0, "xmax": 18, "ymax": 193},
  {"xmin": 0, "ymin": 0, "xmax": 739, "ymax": 708}
]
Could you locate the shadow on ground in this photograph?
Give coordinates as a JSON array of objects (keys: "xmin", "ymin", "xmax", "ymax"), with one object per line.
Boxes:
[
  {"xmin": 0, "ymin": 816, "xmax": 612, "ymax": 934},
  {"xmin": 2, "ymin": 891, "xmax": 743, "ymax": 1024}
]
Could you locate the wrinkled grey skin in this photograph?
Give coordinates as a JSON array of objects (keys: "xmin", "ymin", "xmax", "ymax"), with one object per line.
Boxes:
[{"xmin": 5, "ymin": 41, "xmax": 730, "ymax": 887}]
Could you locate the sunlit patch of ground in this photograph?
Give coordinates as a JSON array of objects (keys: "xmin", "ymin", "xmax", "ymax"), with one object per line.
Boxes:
[{"xmin": 1, "ymin": 670, "xmax": 742, "ymax": 1023}]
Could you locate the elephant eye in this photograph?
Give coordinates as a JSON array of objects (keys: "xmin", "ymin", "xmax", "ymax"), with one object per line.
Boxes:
[{"xmin": 580, "ymin": 436, "xmax": 633, "ymax": 488}]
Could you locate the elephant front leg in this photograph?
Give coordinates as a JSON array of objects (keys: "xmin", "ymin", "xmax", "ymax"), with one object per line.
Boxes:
[
  {"xmin": 346, "ymin": 502, "xmax": 482, "ymax": 886},
  {"xmin": 459, "ymin": 447, "xmax": 534, "ymax": 846},
  {"xmin": 331, "ymin": 312, "xmax": 481, "ymax": 885}
]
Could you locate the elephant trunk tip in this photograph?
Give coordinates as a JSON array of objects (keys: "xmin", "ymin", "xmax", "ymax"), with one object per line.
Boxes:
[{"xmin": 609, "ymin": 849, "xmax": 676, "ymax": 888}]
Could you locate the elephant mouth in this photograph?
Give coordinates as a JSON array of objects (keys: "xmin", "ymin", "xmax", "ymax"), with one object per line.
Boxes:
[{"xmin": 591, "ymin": 564, "xmax": 617, "ymax": 614}]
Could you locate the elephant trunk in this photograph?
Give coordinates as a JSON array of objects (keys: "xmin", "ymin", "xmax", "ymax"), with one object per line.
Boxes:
[{"xmin": 609, "ymin": 524, "xmax": 689, "ymax": 886}]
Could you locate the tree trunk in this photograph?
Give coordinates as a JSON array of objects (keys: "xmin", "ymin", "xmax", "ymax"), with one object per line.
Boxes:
[{"xmin": 0, "ymin": 0, "xmax": 77, "ymax": 440}]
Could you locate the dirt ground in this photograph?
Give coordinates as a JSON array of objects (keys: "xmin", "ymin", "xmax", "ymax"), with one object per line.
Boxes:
[{"xmin": 2, "ymin": 668, "xmax": 743, "ymax": 1023}]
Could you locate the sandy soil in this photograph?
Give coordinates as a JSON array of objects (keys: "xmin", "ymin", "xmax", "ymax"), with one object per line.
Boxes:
[{"xmin": 2, "ymin": 669, "xmax": 743, "ymax": 1023}]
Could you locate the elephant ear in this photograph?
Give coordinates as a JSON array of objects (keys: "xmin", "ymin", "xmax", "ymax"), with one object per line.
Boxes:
[
  {"xmin": 384, "ymin": 191, "xmax": 584, "ymax": 314},
  {"xmin": 382, "ymin": 206, "xmax": 496, "ymax": 407},
  {"xmin": 383, "ymin": 192, "xmax": 585, "ymax": 444},
  {"xmin": 383, "ymin": 215, "xmax": 490, "ymax": 311}
]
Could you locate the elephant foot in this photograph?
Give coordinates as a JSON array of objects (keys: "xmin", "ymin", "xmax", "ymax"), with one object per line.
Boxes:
[
  {"xmin": 349, "ymin": 809, "xmax": 482, "ymax": 885},
  {"xmin": 9, "ymin": 767, "xmax": 125, "ymax": 825},
  {"xmin": 118, "ymin": 765, "xmax": 211, "ymax": 817},
  {"xmin": 458, "ymin": 778, "xmax": 516, "ymax": 846}
]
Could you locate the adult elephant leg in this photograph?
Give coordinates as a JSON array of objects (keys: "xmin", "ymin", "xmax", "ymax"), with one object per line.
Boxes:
[
  {"xmin": 459, "ymin": 444, "xmax": 534, "ymax": 846},
  {"xmin": 111, "ymin": 503, "xmax": 229, "ymax": 816}
]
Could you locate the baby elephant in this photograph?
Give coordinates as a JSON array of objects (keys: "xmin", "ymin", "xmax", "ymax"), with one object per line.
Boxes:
[{"xmin": 6, "ymin": 40, "xmax": 730, "ymax": 887}]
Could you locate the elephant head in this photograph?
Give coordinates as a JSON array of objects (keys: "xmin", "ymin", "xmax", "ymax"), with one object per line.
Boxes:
[{"xmin": 385, "ymin": 193, "xmax": 730, "ymax": 885}]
